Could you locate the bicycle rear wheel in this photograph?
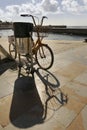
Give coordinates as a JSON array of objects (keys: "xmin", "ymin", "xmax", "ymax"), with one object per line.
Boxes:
[
  {"xmin": 9, "ymin": 43, "xmax": 17, "ymax": 59},
  {"xmin": 36, "ymin": 44, "xmax": 54, "ymax": 70}
]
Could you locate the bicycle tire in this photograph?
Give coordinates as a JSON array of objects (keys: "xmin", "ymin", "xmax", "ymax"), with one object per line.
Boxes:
[
  {"xmin": 9, "ymin": 43, "xmax": 17, "ymax": 59},
  {"xmin": 36, "ymin": 44, "xmax": 54, "ymax": 70}
]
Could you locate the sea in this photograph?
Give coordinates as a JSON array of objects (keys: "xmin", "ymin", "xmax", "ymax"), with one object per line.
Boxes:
[{"xmin": 0, "ymin": 26, "xmax": 87, "ymax": 41}]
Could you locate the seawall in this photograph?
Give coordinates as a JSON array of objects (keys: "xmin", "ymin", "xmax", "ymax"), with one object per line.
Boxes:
[{"xmin": 49, "ymin": 28, "xmax": 87, "ymax": 36}]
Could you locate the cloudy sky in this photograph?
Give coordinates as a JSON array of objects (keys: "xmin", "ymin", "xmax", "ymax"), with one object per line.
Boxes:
[{"xmin": 0, "ymin": 0, "xmax": 87, "ymax": 26}]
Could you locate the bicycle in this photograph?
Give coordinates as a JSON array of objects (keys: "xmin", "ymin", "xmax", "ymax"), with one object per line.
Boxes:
[{"xmin": 8, "ymin": 14, "xmax": 54, "ymax": 70}]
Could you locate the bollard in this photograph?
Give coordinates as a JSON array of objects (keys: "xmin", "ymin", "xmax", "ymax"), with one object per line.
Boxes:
[{"xmin": 84, "ymin": 39, "xmax": 87, "ymax": 42}]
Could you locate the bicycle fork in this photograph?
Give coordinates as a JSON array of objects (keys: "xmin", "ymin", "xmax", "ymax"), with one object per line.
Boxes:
[{"xmin": 39, "ymin": 45, "xmax": 46, "ymax": 58}]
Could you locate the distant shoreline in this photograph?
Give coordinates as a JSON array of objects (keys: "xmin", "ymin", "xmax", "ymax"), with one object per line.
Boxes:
[
  {"xmin": 48, "ymin": 28, "xmax": 87, "ymax": 36},
  {"xmin": 0, "ymin": 25, "xmax": 87, "ymax": 36},
  {"xmin": 0, "ymin": 27, "xmax": 12, "ymax": 30}
]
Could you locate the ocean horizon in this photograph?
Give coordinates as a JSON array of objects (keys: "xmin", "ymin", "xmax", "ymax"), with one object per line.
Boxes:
[
  {"xmin": 0, "ymin": 27, "xmax": 87, "ymax": 41},
  {"xmin": 67, "ymin": 26, "xmax": 87, "ymax": 29}
]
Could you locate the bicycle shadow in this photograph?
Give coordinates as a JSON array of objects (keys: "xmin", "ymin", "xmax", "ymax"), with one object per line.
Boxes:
[
  {"xmin": 9, "ymin": 68, "xmax": 68, "ymax": 128},
  {"xmin": 35, "ymin": 68, "xmax": 68, "ymax": 120}
]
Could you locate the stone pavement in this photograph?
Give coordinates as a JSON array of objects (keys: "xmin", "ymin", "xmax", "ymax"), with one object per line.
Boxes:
[{"xmin": 0, "ymin": 38, "xmax": 87, "ymax": 130}]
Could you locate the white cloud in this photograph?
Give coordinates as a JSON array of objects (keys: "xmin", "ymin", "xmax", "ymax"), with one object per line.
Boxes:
[
  {"xmin": 82, "ymin": 0, "xmax": 87, "ymax": 12},
  {"xmin": 61, "ymin": 0, "xmax": 87, "ymax": 14},
  {"xmin": 83, "ymin": 0, "xmax": 87, "ymax": 4},
  {"xmin": 0, "ymin": 0, "xmax": 61, "ymax": 21},
  {"xmin": 20, "ymin": 3, "xmax": 42, "ymax": 15},
  {"xmin": 41, "ymin": 0, "xmax": 60, "ymax": 12},
  {"xmin": 32, "ymin": 0, "xmax": 36, "ymax": 4},
  {"xmin": 0, "ymin": 9, "xmax": 3, "ymax": 17},
  {"xmin": 6, "ymin": 5, "xmax": 20, "ymax": 16},
  {"xmin": 0, "ymin": 0, "xmax": 87, "ymax": 22},
  {"xmin": 0, "ymin": 3, "xmax": 42, "ymax": 21},
  {"xmin": 61, "ymin": 0, "xmax": 79, "ymax": 13}
]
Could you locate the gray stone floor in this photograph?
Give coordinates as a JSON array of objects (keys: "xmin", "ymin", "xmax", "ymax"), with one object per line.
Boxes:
[{"xmin": 0, "ymin": 39, "xmax": 87, "ymax": 130}]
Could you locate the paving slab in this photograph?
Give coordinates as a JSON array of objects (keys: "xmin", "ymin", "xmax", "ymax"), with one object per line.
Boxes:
[
  {"xmin": 74, "ymin": 71, "xmax": 87, "ymax": 85},
  {"xmin": 66, "ymin": 105, "xmax": 87, "ymax": 130},
  {"xmin": 0, "ymin": 126, "xmax": 2, "ymax": 130},
  {"xmin": 0, "ymin": 78, "xmax": 13, "ymax": 98},
  {"xmin": 53, "ymin": 44, "xmax": 87, "ymax": 66},
  {"xmin": 54, "ymin": 106, "xmax": 76, "ymax": 128},
  {"xmin": 61, "ymin": 82, "xmax": 87, "ymax": 104},
  {"xmin": 53, "ymin": 71, "xmax": 71, "ymax": 87},
  {"xmin": 0, "ymin": 69, "xmax": 18, "ymax": 98},
  {"xmin": 0, "ymin": 95, "xmax": 12, "ymax": 127},
  {"xmin": 0, "ymin": 69, "xmax": 18, "ymax": 86},
  {"xmin": 82, "ymin": 105, "xmax": 87, "ymax": 130},
  {"xmin": 57, "ymin": 62, "xmax": 87, "ymax": 80},
  {"xmin": 50, "ymin": 57, "xmax": 73, "ymax": 73}
]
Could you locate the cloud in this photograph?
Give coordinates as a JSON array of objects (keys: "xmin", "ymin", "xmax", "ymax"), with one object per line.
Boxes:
[
  {"xmin": 6, "ymin": 5, "xmax": 20, "ymax": 16},
  {"xmin": 0, "ymin": 0, "xmax": 61, "ymax": 21},
  {"xmin": 0, "ymin": 2, "xmax": 42, "ymax": 21},
  {"xmin": 82, "ymin": 0, "xmax": 87, "ymax": 12},
  {"xmin": 0, "ymin": 0, "xmax": 87, "ymax": 21},
  {"xmin": 83, "ymin": 0, "xmax": 87, "ymax": 4},
  {"xmin": 61, "ymin": 0, "xmax": 87, "ymax": 14},
  {"xmin": 61, "ymin": 0, "xmax": 79, "ymax": 13},
  {"xmin": 31, "ymin": 0, "xmax": 36, "ymax": 4},
  {"xmin": 20, "ymin": 3, "xmax": 42, "ymax": 15},
  {"xmin": 41, "ymin": 0, "xmax": 59, "ymax": 12},
  {"xmin": 0, "ymin": 9, "xmax": 3, "ymax": 16}
]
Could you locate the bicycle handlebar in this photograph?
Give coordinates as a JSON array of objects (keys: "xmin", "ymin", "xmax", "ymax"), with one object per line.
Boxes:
[
  {"xmin": 20, "ymin": 14, "xmax": 48, "ymax": 26},
  {"xmin": 21, "ymin": 14, "xmax": 48, "ymax": 38},
  {"xmin": 21, "ymin": 14, "xmax": 31, "ymax": 17},
  {"xmin": 21, "ymin": 14, "xmax": 37, "ymax": 26}
]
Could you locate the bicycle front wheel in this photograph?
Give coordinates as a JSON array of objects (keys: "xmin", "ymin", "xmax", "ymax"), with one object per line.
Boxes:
[{"xmin": 36, "ymin": 44, "xmax": 54, "ymax": 70}]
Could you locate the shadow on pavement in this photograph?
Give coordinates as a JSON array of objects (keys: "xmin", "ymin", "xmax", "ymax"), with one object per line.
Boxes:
[
  {"xmin": 9, "ymin": 68, "xmax": 68, "ymax": 128},
  {"xmin": 36, "ymin": 68, "xmax": 68, "ymax": 120},
  {"xmin": 9, "ymin": 75, "xmax": 44, "ymax": 128},
  {"xmin": 0, "ymin": 58, "xmax": 17, "ymax": 75}
]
